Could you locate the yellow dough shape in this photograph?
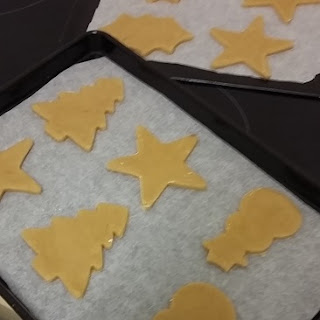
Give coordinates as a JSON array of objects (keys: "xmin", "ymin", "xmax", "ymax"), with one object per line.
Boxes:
[
  {"xmin": 153, "ymin": 283, "xmax": 236, "ymax": 320},
  {"xmin": 107, "ymin": 126, "xmax": 206, "ymax": 209},
  {"xmin": 203, "ymin": 188, "xmax": 302, "ymax": 272},
  {"xmin": 0, "ymin": 139, "xmax": 41, "ymax": 201},
  {"xmin": 22, "ymin": 203, "xmax": 128, "ymax": 298},
  {"xmin": 33, "ymin": 78, "xmax": 124, "ymax": 151},
  {"xmin": 148, "ymin": 0, "xmax": 180, "ymax": 3},
  {"xmin": 101, "ymin": 14, "xmax": 193, "ymax": 56},
  {"xmin": 243, "ymin": 0, "xmax": 320, "ymax": 23},
  {"xmin": 210, "ymin": 16, "xmax": 293, "ymax": 78}
]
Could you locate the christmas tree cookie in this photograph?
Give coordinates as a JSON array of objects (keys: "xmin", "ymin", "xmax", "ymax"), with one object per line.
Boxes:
[
  {"xmin": 22, "ymin": 203, "xmax": 129, "ymax": 298},
  {"xmin": 0, "ymin": 139, "xmax": 41, "ymax": 201},
  {"xmin": 210, "ymin": 17, "xmax": 293, "ymax": 78},
  {"xmin": 33, "ymin": 78, "xmax": 124, "ymax": 151}
]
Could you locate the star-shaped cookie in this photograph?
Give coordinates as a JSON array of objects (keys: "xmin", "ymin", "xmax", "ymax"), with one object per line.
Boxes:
[
  {"xmin": 0, "ymin": 139, "xmax": 41, "ymax": 201},
  {"xmin": 211, "ymin": 17, "xmax": 293, "ymax": 78},
  {"xmin": 107, "ymin": 126, "xmax": 206, "ymax": 209},
  {"xmin": 243, "ymin": 0, "xmax": 320, "ymax": 23}
]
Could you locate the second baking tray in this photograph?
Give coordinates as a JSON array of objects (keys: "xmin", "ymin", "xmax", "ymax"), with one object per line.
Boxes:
[{"xmin": 0, "ymin": 31, "xmax": 320, "ymax": 320}]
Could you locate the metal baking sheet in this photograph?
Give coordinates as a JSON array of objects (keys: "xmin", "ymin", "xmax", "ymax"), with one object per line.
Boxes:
[{"xmin": 1, "ymin": 58, "xmax": 320, "ymax": 320}]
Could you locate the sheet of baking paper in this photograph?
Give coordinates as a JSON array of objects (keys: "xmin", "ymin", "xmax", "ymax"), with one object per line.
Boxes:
[{"xmin": 0, "ymin": 58, "xmax": 319, "ymax": 320}]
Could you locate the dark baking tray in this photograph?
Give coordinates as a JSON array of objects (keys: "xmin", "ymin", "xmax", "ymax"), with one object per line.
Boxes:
[
  {"xmin": 0, "ymin": 0, "xmax": 100, "ymax": 87},
  {"xmin": 0, "ymin": 30, "xmax": 319, "ymax": 320}
]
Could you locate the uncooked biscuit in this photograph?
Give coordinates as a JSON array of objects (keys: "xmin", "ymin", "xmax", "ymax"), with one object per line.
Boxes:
[
  {"xmin": 22, "ymin": 203, "xmax": 129, "ymax": 298},
  {"xmin": 107, "ymin": 126, "xmax": 206, "ymax": 209},
  {"xmin": 153, "ymin": 283, "xmax": 236, "ymax": 320},
  {"xmin": 0, "ymin": 139, "xmax": 41, "ymax": 201},
  {"xmin": 101, "ymin": 14, "xmax": 193, "ymax": 56},
  {"xmin": 33, "ymin": 78, "xmax": 124, "ymax": 151}
]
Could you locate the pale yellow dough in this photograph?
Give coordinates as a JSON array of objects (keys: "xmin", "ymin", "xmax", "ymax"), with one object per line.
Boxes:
[
  {"xmin": 107, "ymin": 126, "xmax": 206, "ymax": 209},
  {"xmin": 153, "ymin": 283, "xmax": 236, "ymax": 320},
  {"xmin": 22, "ymin": 203, "xmax": 128, "ymax": 298},
  {"xmin": 211, "ymin": 16, "xmax": 293, "ymax": 78},
  {"xmin": 204, "ymin": 188, "xmax": 302, "ymax": 271},
  {"xmin": 243, "ymin": 0, "xmax": 320, "ymax": 23},
  {"xmin": 0, "ymin": 139, "xmax": 41, "ymax": 201},
  {"xmin": 101, "ymin": 14, "xmax": 193, "ymax": 56},
  {"xmin": 33, "ymin": 78, "xmax": 124, "ymax": 151}
]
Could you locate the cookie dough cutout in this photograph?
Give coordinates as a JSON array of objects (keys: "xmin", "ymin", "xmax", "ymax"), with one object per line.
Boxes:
[
  {"xmin": 148, "ymin": 0, "xmax": 180, "ymax": 3},
  {"xmin": 107, "ymin": 126, "xmax": 206, "ymax": 209},
  {"xmin": 22, "ymin": 203, "xmax": 129, "ymax": 298},
  {"xmin": 211, "ymin": 16, "xmax": 293, "ymax": 78},
  {"xmin": 33, "ymin": 78, "xmax": 124, "ymax": 151},
  {"xmin": 243, "ymin": 0, "xmax": 320, "ymax": 23},
  {"xmin": 153, "ymin": 283, "xmax": 236, "ymax": 320},
  {"xmin": 101, "ymin": 14, "xmax": 193, "ymax": 56},
  {"xmin": 203, "ymin": 188, "xmax": 302, "ymax": 272},
  {"xmin": 0, "ymin": 139, "xmax": 41, "ymax": 201}
]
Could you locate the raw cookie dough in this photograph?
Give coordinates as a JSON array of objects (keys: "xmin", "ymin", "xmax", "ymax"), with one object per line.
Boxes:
[
  {"xmin": 153, "ymin": 283, "xmax": 236, "ymax": 320},
  {"xmin": 210, "ymin": 16, "xmax": 293, "ymax": 78},
  {"xmin": 33, "ymin": 78, "xmax": 124, "ymax": 151},
  {"xmin": 243, "ymin": 0, "xmax": 320, "ymax": 23},
  {"xmin": 203, "ymin": 188, "xmax": 302, "ymax": 271},
  {"xmin": 0, "ymin": 139, "xmax": 41, "ymax": 201},
  {"xmin": 107, "ymin": 126, "xmax": 206, "ymax": 209},
  {"xmin": 22, "ymin": 203, "xmax": 129, "ymax": 298},
  {"xmin": 101, "ymin": 14, "xmax": 193, "ymax": 56}
]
